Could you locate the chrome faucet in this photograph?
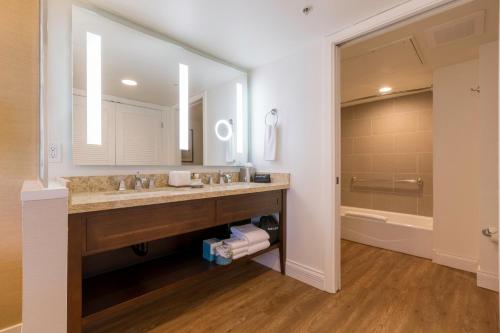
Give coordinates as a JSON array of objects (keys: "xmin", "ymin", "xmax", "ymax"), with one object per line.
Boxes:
[
  {"xmin": 135, "ymin": 172, "xmax": 146, "ymax": 190},
  {"xmin": 218, "ymin": 170, "xmax": 225, "ymax": 184},
  {"xmin": 226, "ymin": 174, "xmax": 232, "ymax": 183}
]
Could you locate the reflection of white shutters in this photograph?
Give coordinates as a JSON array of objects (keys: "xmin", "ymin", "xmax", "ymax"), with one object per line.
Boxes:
[
  {"xmin": 161, "ymin": 108, "xmax": 181, "ymax": 165},
  {"xmin": 72, "ymin": 94, "xmax": 116, "ymax": 165},
  {"xmin": 115, "ymin": 104, "xmax": 162, "ymax": 165}
]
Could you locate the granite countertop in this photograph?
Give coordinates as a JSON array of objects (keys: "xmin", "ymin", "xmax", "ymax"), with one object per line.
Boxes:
[{"xmin": 68, "ymin": 180, "xmax": 289, "ymax": 214}]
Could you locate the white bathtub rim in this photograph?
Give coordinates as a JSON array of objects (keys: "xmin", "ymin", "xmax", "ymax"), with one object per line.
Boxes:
[{"xmin": 341, "ymin": 206, "xmax": 433, "ymax": 231}]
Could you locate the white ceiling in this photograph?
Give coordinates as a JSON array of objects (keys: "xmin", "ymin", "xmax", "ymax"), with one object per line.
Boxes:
[
  {"xmin": 86, "ymin": 0, "xmax": 410, "ymax": 69},
  {"xmin": 73, "ymin": 6, "xmax": 244, "ymax": 106},
  {"xmin": 341, "ymin": 0, "xmax": 499, "ymax": 102}
]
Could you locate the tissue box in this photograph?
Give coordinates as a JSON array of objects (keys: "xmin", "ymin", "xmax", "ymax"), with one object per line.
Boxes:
[
  {"xmin": 202, "ymin": 238, "xmax": 222, "ymax": 262},
  {"xmin": 168, "ymin": 171, "xmax": 191, "ymax": 187}
]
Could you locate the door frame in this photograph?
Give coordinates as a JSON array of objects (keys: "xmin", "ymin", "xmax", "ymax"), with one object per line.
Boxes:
[{"xmin": 322, "ymin": 0, "xmax": 477, "ymax": 293}]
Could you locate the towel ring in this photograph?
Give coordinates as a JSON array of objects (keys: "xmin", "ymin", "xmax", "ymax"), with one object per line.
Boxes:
[{"xmin": 265, "ymin": 109, "xmax": 278, "ymax": 127}]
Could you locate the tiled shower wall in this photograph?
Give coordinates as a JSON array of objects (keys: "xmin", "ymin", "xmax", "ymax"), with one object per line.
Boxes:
[{"xmin": 341, "ymin": 92, "xmax": 433, "ymax": 216}]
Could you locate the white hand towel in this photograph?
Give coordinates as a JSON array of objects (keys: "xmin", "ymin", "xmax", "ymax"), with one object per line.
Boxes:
[
  {"xmin": 225, "ymin": 133, "xmax": 235, "ymax": 163},
  {"xmin": 223, "ymin": 237, "xmax": 248, "ymax": 250},
  {"xmin": 230, "ymin": 224, "xmax": 269, "ymax": 245},
  {"xmin": 247, "ymin": 240, "xmax": 270, "ymax": 255},
  {"xmin": 264, "ymin": 125, "xmax": 276, "ymax": 161}
]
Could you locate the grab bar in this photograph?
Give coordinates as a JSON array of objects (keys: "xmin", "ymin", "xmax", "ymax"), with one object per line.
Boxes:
[
  {"xmin": 395, "ymin": 178, "xmax": 423, "ymax": 186},
  {"xmin": 351, "ymin": 176, "xmax": 423, "ymax": 186}
]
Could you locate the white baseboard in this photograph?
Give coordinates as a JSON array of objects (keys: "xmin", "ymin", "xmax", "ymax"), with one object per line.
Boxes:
[
  {"xmin": 253, "ymin": 251, "xmax": 325, "ymax": 290},
  {"xmin": 0, "ymin": 324, "xmax": 22, "ymax": 333},
  {"xmin": 252, "ymin": 249, "xmax": 281, "ymax": 272},
  {"xmin": 432, "ymin": 250, "xmax": 477, "ymax": 273},
  {"xmin": 285, "ymin": 259, "xmax": 325, "ymax": 290},
  {"xmin": 477, "ymin": 270, "xmax": 499, "ymax": 292}
]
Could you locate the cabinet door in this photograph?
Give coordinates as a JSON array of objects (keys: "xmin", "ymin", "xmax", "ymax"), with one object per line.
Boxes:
[
  {"xmin": 116, "ymin": 104, "xmax": 162, "ymax": 165},
  {"xmin": 73, "ymin": 94, "xmax": 116, "ymax": 165}
]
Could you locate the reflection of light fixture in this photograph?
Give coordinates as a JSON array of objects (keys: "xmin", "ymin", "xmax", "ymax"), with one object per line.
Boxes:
[
  {"xmin": 379, "ymin": 86, "xmax": 392, "ymax": 94},
  {"xmin": 236, "ymin": 83, "xmax": 243, "ymax": 154},
  {"xmin": 121, "ymin": 79, "xmax": 137, "ymax": 86},
  {"xmin": 215, "ymin": 120, "xmax": 233, "ymax": 141},
  {"xmin": 179, "ymin": 64, "xmax": 189, "ymax": 150},
  {"xmin": 86, "ymin": 32, "xmax": 102, "ymax": 145}
]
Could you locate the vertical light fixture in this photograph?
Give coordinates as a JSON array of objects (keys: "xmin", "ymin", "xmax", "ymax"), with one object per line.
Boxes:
[
  {"xmin": 236, "ymin": 82, "xmax": 243, "ymax": 154},
  {"xmin": 86, "ymin": 32, "xmax": 102, "ymax": 145},
  {"xmin": 179, "ymin": 63, "xmax": 189, "ymax": 150}
]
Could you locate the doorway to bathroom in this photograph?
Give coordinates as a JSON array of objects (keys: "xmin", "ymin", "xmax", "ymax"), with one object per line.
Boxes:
[{"xmin": 331, "ymin": 0, "xmax": 499, "ymax": 302}]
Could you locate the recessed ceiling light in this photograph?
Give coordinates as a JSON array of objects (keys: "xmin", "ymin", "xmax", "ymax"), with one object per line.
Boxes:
[
  {"xmin": 379, "ymin": 86, "xmax": 392, "ymax": 94},
  {"xmin": 121, "ymin": 79, "xmax": 138, "ymax": 86},
  {"xmin": 302, "ymin": 6, "xmax": 313, "ymax": 15}
]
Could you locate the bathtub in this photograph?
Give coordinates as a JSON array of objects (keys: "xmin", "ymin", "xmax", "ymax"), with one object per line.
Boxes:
[{"xmin": 341, "ymin": 206, "xmax": 433, "ymax": 259}]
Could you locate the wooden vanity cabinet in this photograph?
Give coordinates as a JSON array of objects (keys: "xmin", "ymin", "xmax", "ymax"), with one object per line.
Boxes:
[{"xmin": 68, "ymin": 189, "xmax": 287, "ymax": 333}]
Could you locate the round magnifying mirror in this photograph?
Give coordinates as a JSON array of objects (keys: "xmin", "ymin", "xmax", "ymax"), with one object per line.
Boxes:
[{"xmin": 215, "ymin": 120, "xmax": 233, "ymax": 141}]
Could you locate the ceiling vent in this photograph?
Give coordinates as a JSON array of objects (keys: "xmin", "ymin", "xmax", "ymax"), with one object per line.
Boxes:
[{"xmin": 425, "ymin": 11, "xmax": 485, "ymax": 48}]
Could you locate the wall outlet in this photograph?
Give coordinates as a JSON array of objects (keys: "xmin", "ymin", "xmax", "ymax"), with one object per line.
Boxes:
[{"xmin": 48, "ymin": 143, "xmax": 62, "ymax": 163}]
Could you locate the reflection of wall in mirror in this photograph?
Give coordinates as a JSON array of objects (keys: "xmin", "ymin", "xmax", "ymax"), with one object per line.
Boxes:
[
  {"xmin": 182, "ymin": 99, "xmax": 204, "ymax": 165},
  {"xmin": 205, "ymin": 76, "xmax": 248, "ymax": 166}
]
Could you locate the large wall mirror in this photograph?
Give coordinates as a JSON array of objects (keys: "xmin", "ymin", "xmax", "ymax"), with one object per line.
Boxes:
[{"xmin": 72, "ymin": 5, "xmax": 248, "ymax": 167}]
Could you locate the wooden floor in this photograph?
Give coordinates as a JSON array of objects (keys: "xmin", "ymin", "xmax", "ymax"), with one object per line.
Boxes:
[{"xmin": 86, "ymin": 240, "xmax": 498, "ymax": 333}]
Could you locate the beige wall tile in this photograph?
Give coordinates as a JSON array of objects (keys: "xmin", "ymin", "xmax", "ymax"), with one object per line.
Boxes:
[
  {"xmin": 341, "ymin": 155, "xmax": 353, "ymax": 173},
  {"xmin": 418, "ymin": 195, "xmax": 433, "ymax": 217},
  {"xmin": 371, "ymin": 135, "xmax": 395, "ymax": 153},
  {"xmin": 342, "ymin": 118, "xmax": 372, "ymax": 137},
  {"xmin": 354, "ymin": 99, "xmax": 394, "ymax": 119},
  {"xmin": 352, "ymin": 137, "xmax": 372, "ymax": 154},
  {"xmin": 372, "ymin": 112, "xmax": 418, "ymax": 135},
  {"xmin": 416, "ymin": 131, "xmax": 433, "ymax": 152},
  {"xmin": 373, "ymin": 193, "xmax": 419, "ymax": 214},
  {"xmin": 395, "ymin": 133, "xmax": 419, "ymax": 153},
  {"xmin": 341, "ymin": 173, "xmax": 353, "ymax": 190},
  {"xmin": 340, "ymin": 92, "xmax": 432, "ymax": 216},
  {"xmin": 418, "ymin": 110, "xmax": 433, "ymax": 131},
  {"xmin": 341, "ymin": 138, "xmax": 353, "ymax": 156},
  {"xmin": 394, "ymin": 92, "xmax": 432, "ymax": 113},
  {"xmin": 351, "ymin": 155, "xmax": 372, "ymax": 172},
  {"xmin": 395, "ymin": 154, "xmax": 418, "ymax": 173},
  {"xmin": 418, "ymin": 153, "xmax": 433, "ymax": 173},
  {"xmin": 341, "ymin": 107, "xmax": 356, "ymax": 120},
  {"xmin": 342, "ymin": 190, "xmax": 372, "ymax": 209},
  {"xmin": 420, "ymin": 173, "xmax": 433, "ymax": 196},
  {"xmin": 372, "ymin": 154, "xmax": 395, "ymax": 173}
]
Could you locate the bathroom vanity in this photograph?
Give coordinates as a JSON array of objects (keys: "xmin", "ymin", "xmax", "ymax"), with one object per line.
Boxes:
[{"xmin": 66, "ymin": 178, "xmax": 289, "ymax": 333}]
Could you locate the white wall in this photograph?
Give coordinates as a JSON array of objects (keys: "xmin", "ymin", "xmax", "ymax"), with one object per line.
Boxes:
[
  {"xmin": 433, "ymin": 59, "xmax": 481, "ymax": 272},
  {"xmin": 478, "ymin": 41, "xmax": 499, "ymax": 290},
  {"xmin": 250, "ymin": 39, "xmax": 330, "ymax": 287},
  {"xmin": 204, "ymin": 76, "xmax": 248, "ymax": 166}
]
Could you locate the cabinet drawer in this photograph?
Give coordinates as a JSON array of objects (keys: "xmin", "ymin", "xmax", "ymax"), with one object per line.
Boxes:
[
  {"xmin": 216, "ymin": 191, "xmax": 282, "ymax": 223},
  {"xmin": 85, "ymin": 200, "xmax": 216, "ymax": 255}
]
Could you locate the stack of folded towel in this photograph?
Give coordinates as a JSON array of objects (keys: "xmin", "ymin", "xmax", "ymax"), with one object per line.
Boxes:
[{"xmin": 223, "ymin": 224, "xmax": 270, "ymax": 260}]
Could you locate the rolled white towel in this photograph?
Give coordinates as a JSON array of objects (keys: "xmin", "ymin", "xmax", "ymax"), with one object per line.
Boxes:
[
  {"xmin": 223, "ymin": 237, "xmax": 249, "ymax": 250},
  {"xmin": 231, "ymin": 224, "xmax": 269, "ymax": 245},
  {"xmin": 247, "ymin": 240, "xmax": 270, "ymax": 255}
]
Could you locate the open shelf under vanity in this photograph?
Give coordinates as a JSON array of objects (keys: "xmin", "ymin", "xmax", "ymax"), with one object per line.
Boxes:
[
  {"xmin": 82, "ymin": 243, "xmax": 280, "ymax": 325},
  {"xmin": 68, "ymin": 189, "xmax": 287, "ymax": 333}
]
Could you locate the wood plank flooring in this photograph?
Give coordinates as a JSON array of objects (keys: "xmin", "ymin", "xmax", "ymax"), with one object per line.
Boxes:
[{"xmin": 86, "ymin": 240, "xmax": 498, "ymax": 333}]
